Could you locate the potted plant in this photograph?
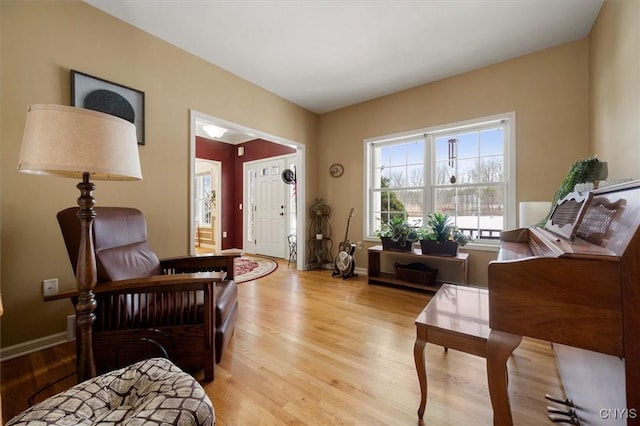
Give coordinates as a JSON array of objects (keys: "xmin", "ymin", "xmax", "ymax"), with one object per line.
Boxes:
[
  {"xmin": 376, "ymin": 214, "xmax": 419, "ymax": 251},
  {"xmin": 419, "ymin": 212, "xmax": 470, "ymax": 256},
  {"xmin": 541, "ymin": 156, "xmax": 606, "ymax": 225}
]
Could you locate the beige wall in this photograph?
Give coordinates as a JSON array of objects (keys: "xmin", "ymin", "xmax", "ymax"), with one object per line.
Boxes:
[
  {"xmin": 0, "ymin": 0, "xmax": 317, "ymax": 347},
  {"xmin": 318, "ymin": 39, "xmax": 591, "ymax": 284},
  {"xmin": 2, "ymin": 0, "xmax": 637, "ymax": 350},
  {"xmin": 590, "ymin": 0, "xmax": 640, "ymax": 177}
]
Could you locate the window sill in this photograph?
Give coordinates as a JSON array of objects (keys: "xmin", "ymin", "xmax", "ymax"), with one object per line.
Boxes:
[{"xmin": 364, "ymin": 238, "xmax": 500, "ymax": 253}]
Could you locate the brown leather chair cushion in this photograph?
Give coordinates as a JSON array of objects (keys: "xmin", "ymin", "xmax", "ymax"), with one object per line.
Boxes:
[
  {"xmin": 215, "ymin": 280, "xmax": 238, "ymax": 324},
  {"xmin": 96, "ymin": 241, "xmax": 163, "ymax": 282},
  {"xmin": 57, "ymin": 207, "xmax": 163, "ymax": 282}
]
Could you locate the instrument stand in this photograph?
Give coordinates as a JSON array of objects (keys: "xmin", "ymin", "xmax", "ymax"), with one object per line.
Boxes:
[
  {"xmin": 333, "ymin": 209, "xmax": 357, "ymax": 280},
  {"xmin": 332, "ymin": 262, "xmax": 357, "ymax": 280}
]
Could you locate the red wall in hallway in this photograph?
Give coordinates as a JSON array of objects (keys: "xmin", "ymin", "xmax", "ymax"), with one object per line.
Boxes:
[
  {"xmin": 196, "ymin": 137, "xmax": 295, "ymax": 250},
  {"xmin": 196, "ymin": 137, "xmax": 237, "ymax": 248}
]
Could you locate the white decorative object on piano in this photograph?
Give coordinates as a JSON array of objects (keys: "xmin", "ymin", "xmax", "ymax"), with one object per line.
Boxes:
[
  {"xmin": 574, "ymin": 182, "xmax": 594, "ymax": 193},
  {"xmin": 518, "ymin": 201, "xmax": 552, "ymax": 227}
]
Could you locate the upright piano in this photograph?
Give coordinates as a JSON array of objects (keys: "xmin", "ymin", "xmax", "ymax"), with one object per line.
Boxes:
[{"xmin": 487, "ymin": 180, "xmax": 640, "ymax": 425}]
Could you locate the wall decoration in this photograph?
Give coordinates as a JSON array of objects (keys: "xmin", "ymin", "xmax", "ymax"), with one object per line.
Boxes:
[
  {"xmin": 71, "ymin": 70, "xmax": 145, "ymax": 145},
  {"xmin": 329, "ymin": 163, "xmax": 344, "ymax": 177}
]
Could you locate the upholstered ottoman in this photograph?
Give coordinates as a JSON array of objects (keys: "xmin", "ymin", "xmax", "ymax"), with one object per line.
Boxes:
[{"xmin": 7, "ymin": 358, "xmax": 214, "ymax": 426}]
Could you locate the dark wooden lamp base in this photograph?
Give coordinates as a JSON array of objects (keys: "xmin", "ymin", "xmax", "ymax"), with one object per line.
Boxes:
[{"xmin": 74, "ymin": 171, "xmax": 97, "ymax": 382}]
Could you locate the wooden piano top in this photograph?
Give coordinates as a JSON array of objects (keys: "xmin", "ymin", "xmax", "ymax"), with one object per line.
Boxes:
[
  {"xmin": 489, "ymin": 180, "xmax": 640, "ymax": 358},
  {"xmin": 497, "ymin": 226, "xmax": 619, "ymax": 262}
]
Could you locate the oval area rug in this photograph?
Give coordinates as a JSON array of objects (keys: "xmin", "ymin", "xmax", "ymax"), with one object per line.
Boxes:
[{"xmin": 234, "ymin": 256, "xmax": 278, "ymax": 283}]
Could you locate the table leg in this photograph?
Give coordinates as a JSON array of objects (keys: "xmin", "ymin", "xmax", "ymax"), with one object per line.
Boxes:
[
  {"xmin": 487, "ymin": 329, "xmax": 522, "ymax": 426},
  {"xmin": 414, "ymin": 326, "xmax": 428, "ymax": 419},
  {"xmin": 461, "ymin": 258, "xmax": 469, "ymax": 284}
]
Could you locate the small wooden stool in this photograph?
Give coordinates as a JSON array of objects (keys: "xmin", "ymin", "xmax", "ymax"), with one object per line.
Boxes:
[{"xmin": 414, "ymin": 283, "xmax": 490, "ymax": 419}]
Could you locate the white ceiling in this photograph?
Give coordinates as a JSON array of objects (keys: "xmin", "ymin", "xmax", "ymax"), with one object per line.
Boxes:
[{"xmin": 84, "ymin": 0, "xmax": 603, "ymax": 115}]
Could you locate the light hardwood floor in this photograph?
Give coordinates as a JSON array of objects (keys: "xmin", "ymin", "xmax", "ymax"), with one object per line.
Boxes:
[{"xmin": 2, "ymin": 260, "xmax": 564, "ymax": 425}]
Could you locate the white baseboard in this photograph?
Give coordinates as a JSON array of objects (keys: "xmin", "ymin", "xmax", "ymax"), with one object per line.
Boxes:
[
  {"xmin": 302, "ymin": 263, "xmax": 368, "ymax": 277},
  {"xmin": 354, "ymin": 266, "xmax": 367, "ymax": 276},
  {"xmin": 0, "ymin": 332, "xmax": 70, "ymax": 362}
]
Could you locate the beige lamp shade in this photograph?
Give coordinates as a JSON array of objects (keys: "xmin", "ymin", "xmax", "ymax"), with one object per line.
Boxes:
[{"xmin": 18, "ymin": 104, "xmax": 142, "ymax": 180}]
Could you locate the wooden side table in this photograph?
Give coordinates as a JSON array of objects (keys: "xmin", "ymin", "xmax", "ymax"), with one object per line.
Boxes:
[{"xmin": 414, "ymin": 283, "xmax": 490, "ymax": 419}]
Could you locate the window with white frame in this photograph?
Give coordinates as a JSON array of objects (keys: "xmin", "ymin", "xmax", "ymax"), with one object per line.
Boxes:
[
  {"xmin": 194, "ymin": 172, "xmax": 213, "ymax": 226},
  {"xmin": 365, "ymin": 112, "xmax": 515, "ymax": 246}
]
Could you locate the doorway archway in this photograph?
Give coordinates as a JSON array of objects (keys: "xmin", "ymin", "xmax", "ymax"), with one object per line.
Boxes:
[{"xmin": 189, "ymin": 110, "xmax": 306, "ymax": 270}]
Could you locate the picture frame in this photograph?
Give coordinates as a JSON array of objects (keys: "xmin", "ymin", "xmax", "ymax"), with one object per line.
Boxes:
[{"xmin": 71, "ymin": 70, "xmax": 145, "ymax": 145}]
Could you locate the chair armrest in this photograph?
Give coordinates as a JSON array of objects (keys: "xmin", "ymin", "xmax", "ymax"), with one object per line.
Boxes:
[
  {"xmin": 95, "ymin": 271, "xmax": 226, "ymax": 294},
  {"xmin": 87, "ymin": 273, "xmax": 224, "ymax": 335},
  {"xmin": 161, "ymin": 254, "xmax": 240, "ymax": 279},
  {"xmin": 43, "ymin": 272, "xmax": 226, "ymax": 302}
]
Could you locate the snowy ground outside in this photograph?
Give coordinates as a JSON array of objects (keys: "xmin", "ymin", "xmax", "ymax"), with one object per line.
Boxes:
[{"xmin": 408, "ymin": 215, "xmax": 503, "ymax": 231}]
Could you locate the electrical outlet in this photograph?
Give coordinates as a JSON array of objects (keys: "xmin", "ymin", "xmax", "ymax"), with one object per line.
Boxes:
[
  {"xmin": 223, "ymin": 231, "xmax": 227, "ymax": 238},
  {"xmin": 42, "ymin": 278, "xmax": 58, "ymax": 296},
  {"xmin": 356, "ymin": 241, "xmax": 363, "ymax": 249}
]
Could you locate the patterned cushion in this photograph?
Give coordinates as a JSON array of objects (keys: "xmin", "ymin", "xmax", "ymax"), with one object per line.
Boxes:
[{"xmin": 7, "ymin": 358, "xmax": 214, "ymax": 426}]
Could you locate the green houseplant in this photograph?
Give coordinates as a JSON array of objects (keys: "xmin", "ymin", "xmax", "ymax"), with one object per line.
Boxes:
[
  {"xmin": 376, "ymin": 214, "xmax": 419, "ymax": 251},
  {"xmin": 541, "ymin": 156, "xmax": 606, "ymax": 225},
  {"xmin": 419, "ymin": 212, "xmax": 470, "ymax": 256}
]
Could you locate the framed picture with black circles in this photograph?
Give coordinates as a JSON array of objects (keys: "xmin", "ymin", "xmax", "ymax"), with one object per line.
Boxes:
[{"xmin": 71, "ymin": 70, "xmax": 145, "ymax": 145}]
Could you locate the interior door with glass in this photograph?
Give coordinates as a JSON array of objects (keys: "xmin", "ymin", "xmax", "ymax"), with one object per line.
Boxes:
[{"xmin": 249, "ymin": 158, "xmax": 287, "ymax": 258}]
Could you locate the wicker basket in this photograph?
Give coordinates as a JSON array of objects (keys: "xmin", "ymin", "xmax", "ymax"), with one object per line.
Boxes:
[{"xmin": 394, "ymin": 262, "xmax": 437, "ymax": 286}]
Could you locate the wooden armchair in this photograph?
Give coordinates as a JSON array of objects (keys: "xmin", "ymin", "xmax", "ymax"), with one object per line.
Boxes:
[{"xmin": 51, "ymin": 207, "xmax": 240, "ymax": 381}]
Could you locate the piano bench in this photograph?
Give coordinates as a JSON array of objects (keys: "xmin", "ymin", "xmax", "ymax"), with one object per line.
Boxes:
[{"xmin": 414, "ymin": 283, "xmax": 490, "ymax": 419}]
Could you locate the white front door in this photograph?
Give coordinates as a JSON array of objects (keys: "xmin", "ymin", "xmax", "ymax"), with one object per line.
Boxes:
[{"xmin": 254, "ymin": 158, "xmax": 286, "ymax": 258}]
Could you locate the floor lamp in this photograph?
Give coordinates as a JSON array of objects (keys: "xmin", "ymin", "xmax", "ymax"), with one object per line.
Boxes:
[{"xmin": 17, "ymin": 104, "xmax": 142, "ymax": 382}]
